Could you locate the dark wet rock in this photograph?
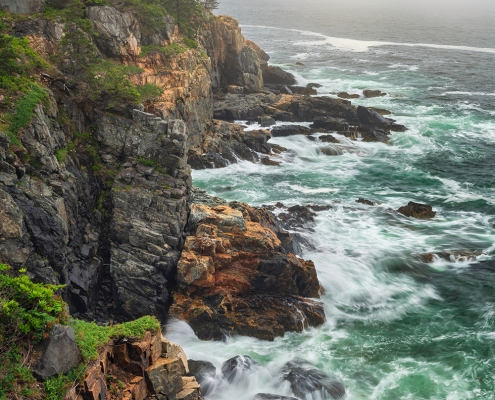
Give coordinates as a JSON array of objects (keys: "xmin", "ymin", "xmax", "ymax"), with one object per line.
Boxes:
[
  {"xmin": 261, "ymin": 157, "xmax": 281, "ymax": 166},
  {"xmin": 336, "ymin": 92, "xmax": 360, "ymax": 99},
  {"xmin": 253, "ymin": 394, "xmax": 298, "ymax": 400},
  {"xmin": 356, "ymin": 106, "xmax": 392, "ymax": 125},
  {"xmin": 295, "ymin": 62, "xmax": 305, "ymax": 66},
  {"xmin": 319, "ymin": 135, "xmax": 339, "ymax": 143},
  {"xmin": 221, "ymin": 355, "xmax": 260, "ymax": 383},
  {"xmin": 278, "ymin": 205, "xmax": 317, "ymax": 230},
  {"xmin": 363, "ymin": 89, "xmax": 386, "ymax": 98},
  {"xmin": 288, "ymin": 84, "xmax": 318, "ymax": 95},
  {"xmin": 188, "ymin": 360, "xmax": 217, "ymax": 396},
  {"xmin": 356, "ymin": 198, "xmax": 375, "ymax": 206},
  {"xmin": 360, "ymin": 129, "xmax": 390, "ymax": 143},
  {"xmin": 397, "ymin": 202, "xmax": 436, "ymax": 219},
  {"xmin": 421, "ymin": 251, "xmax": 483, "ymax": 263},
  {"xmin": 259, "ymin": 115, "xmax": 276, "ymax": 127},
  {"xmin": 307, "ymin": 205, "xmax": 332, "ymax": 212},
  {"xmin": 33, "ymin": 325, "xmax": 80, "ymax": 380},
  {"xmin": 311, "ymin": 117, "xmax": 349, "ymax": 131},
  {"xmin": 263, "ymin": 66, "xmax": 297, "ymax": 85},
  {"xmin": 271, "ymin": 144, "xmax": 288, "ymax": 154},
  {"xmin": 271, "ymin": 125, "xmax": 311, "ymax": 137},
  {"xmin": 369, "ymin": 107, "xmax": 392, "ymax": 116},
  {"xmin": 281, "ymin": 358, "xmax": 345, "ymax": 400}
]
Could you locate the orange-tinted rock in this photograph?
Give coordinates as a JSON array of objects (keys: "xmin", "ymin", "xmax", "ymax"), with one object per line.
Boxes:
[
  {"xmin": 170, "ymin": 203, "xmax": 325, "ymax": 340},
  {"xmin": 397, "ymin": 202, "xmax": 436, "ymax": 219}
]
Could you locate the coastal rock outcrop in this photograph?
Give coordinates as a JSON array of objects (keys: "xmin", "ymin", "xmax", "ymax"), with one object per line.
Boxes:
[
  {"xmin": 397, "ymin": 202, "xmax": 436, "ymax": 219},
  {"xmin": 262, "ymin": 66, "xmax": 297, "ymax": 85},
  {"xmin": 169, "ymin": 203, "xmax": 325, "ymax": 340},
  {"xmin": 0, "ymin": 0, "xmax": 44, "ymax": 14}
]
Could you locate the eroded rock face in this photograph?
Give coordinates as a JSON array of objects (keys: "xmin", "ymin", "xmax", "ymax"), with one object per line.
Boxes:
[
  {"xmin": 263, "ymin": 66, "xmax": 297, "ymax": 86},
  {"xmin": 0, "ymin": 0, "xmax": 44, "ymax": 14},
  {"xmin": 205, "ymin": 16, "xmax": 264, "ymax": 93},
  {"xmin": 169, "ymin": 203, "xmax": 325, "ymax": 340}
]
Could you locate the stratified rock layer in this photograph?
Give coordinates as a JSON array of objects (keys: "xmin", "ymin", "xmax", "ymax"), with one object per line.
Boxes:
[{"xmin": 169, "ymin": 203, "xmax": 325, "ymax": 340}]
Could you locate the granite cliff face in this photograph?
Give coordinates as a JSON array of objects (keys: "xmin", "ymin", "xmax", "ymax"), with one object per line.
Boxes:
[{"xmin": 0, "ymin": 3, "xmax": 327, "ymax": 336}]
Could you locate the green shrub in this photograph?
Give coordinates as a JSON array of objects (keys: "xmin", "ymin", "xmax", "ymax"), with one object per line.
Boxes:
[
  {"xmin": 70, "ymin": 316, "xmax": 160, "ymax": 361},
  {"xmin": 55, "ymin": 148, "xmax": 68, "ymax": 163},
  {"xmin": 183, "ymin": 37, "xmax": 198, "ymax": 49},
  {"xmin": 137, "ymin": 84, "xmax": 163, "ymax": 102}
]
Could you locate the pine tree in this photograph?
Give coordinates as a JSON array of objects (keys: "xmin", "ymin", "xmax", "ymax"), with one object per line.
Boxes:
[{"xmin": 202, "ymin": 0, "xmax": 219, "ymax": 11}]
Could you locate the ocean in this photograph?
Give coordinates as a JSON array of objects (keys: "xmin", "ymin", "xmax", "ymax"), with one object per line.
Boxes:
[{"xmin": 165, "ymin": 1, "xmax": 495, "ymax": 398}]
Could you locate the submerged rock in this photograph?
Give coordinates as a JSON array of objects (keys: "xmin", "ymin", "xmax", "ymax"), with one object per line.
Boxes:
[
  {"xmin": 356, "ymin": 198, "xmax": 376, "ymax": 206},
  {"xmin": 221, "ymin": 355, "xmax": 260, "ymax": 383},
  {"xmin": 253, "ymin": 394, "xmax": 298, "ymax": 400},
  {"xmin": 336, "ymin": 92, "xmax": 360, "ymax": 99},
  {"xmin": 397, "ymin": 202, "xmax": 436, "ymax": 219},
  {"xmin": 281, "ymin": 358, "xmax": 345, "ymax": 399}
]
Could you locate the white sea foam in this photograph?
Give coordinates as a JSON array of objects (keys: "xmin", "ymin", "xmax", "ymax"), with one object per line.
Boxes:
[{"xmin": 241, "ymin": 25, "xmax": 495, "ymax": 54}]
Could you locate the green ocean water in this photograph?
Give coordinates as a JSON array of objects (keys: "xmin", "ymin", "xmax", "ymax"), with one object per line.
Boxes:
[{"xmin": 166, "ymin": 1, "xmax": 495, "ymax": 398}]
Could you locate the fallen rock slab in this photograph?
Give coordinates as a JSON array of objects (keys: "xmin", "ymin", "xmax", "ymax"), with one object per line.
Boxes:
[{"xmin": 271, "ymin": 125, "xmax": 311, "ymax": 137}]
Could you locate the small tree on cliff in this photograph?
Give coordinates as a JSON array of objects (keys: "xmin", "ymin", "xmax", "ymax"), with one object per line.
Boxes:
[
  {"xmin": 162, "ymin": 0, "xmax": 204, "ymax": 37},
  {"xmin": 201, "ymin": 0, "xmax": 219, "ymax": 11}
]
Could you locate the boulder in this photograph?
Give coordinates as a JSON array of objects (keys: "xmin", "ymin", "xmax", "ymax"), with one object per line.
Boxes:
[
  {"xmin": 221, "ymin": 355, "xmax": 260, "ymax": 383},
  {"xmin": 336, "ymin": 92, "xmax": 360, "ymax": 99},
  {"xmin": 271, "ymin": 125, "xmax": 311, "ymax": 137},
  {"xmin": 253, "ymin": 395, "xmax": 298, "ymax": 400},
  {"xmin": 397, "ymin": 202, "xmax": 436, "ymax": 219},
  {"xmin": 259, "ymin": 115, "xmax": 276, "ymax": 127},
  {"xmin": 281, "ymin": 358, "xmax": 345, "ymax": 399},
  {"xmin": 288, "ymin": 84, "xmax": 318, "ymax": 95},
  {"xmin": 33, "ymin": 325, "xmax": 80, "ymax": 380},
  {"xmin": 263, "ymin": 66, "xmax": 297, "ymax": 85},
  {"xmin": 319, "ymin": 146, "xmax": 343, "ymax": 156},
  {"xmin": 363, "ymin": 89, "xmax": 386, "ymax": 98}
]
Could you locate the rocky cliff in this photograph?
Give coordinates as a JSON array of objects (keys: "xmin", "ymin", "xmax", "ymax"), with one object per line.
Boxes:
[{"xmin": 0, "ymin": 1, "xmax": 327, "ymax": 335}]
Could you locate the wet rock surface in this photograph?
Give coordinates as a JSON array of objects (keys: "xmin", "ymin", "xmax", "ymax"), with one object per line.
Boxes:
[
  {"xmin": 253, "ymin": 394, "xmax": 298, "ymax": 400},
  {"xmin": 263, "ymin": 66, "xmax": 297, "ymax": 85},
  {"xmin": 281, "ymin": 358, "xmax": 346, "ymax": 399},
  {"xmin": 397, "ymin": 201, "xmax": 436, "ymax": 219},
  {"xmin": 169, "ymin": 202, "xmax": 325, "ymax": 340},
  {"xmin": 221, "ymin": 355, "xmax": 260, "ymax": 383},
  {"xmin": 271, "ymin": 125, "xmax": 311, "ymax": 137}
]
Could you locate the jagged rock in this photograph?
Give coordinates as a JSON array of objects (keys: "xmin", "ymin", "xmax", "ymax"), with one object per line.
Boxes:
[
  {"xmin": 206, "ymin": 16, "xmax": 264, "ymax": 93},
  {"xmin": 356, "ymin": 106, "xmax": 392, "ymax": 125},
  {"xmin": 0, "ymin": 0, "xmax": 44, "ymax": 14},
  {"xmin": 142, "ymin": 15, "xmax": 177, "ymax": 46},
  {"xmin": 169, "ymin": 203, "xmax": 324, "ymax": 340},
  {"xmin": 288, "ymin": 84, "xmax": 318, "ymax": 95},
  {"xmin": 263, "ymin": 66, "xmax": 297, "ymax": 85},
  {"xmin": 363, "ymin": 89, "xmax": 386, "ymax": 98},
  {"xmin": 88, "ymin": 6, "xmax": 142, "ymax": 59},
  {"xmin": 397, "ymin": 202, "xmax": 436, "ymax": 219},
  {"xmin": 253, "ymin": 394, "xmax": 298, "ymax": 400},
  {"xmin": 271, "ymin": 125, "xmax": 311, "ymax": 137},
  {"xmin": 277, "ymin": 205, "xmax": 316, "ymax": 230},
  {"xmin": 356, "ymin": 198, "xmax": 375, "ymax": 206},
  {"xmin": 221, "ymin": 355, "xmax": 260, "ymax": 383},
  {"xmin": 33, "ymin": 325, "xmax": 80, "ymax": 380},
  {"xmin": 261, "ymin": 157, "xmax": 281, "ymax": 166},
  {"xmin": 246, "ymin": 40, "xmax": 270, "ymax": 69},
  {"xmin": 281, "ymin": 358, "xmax": 345, "ymax": 400}
]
